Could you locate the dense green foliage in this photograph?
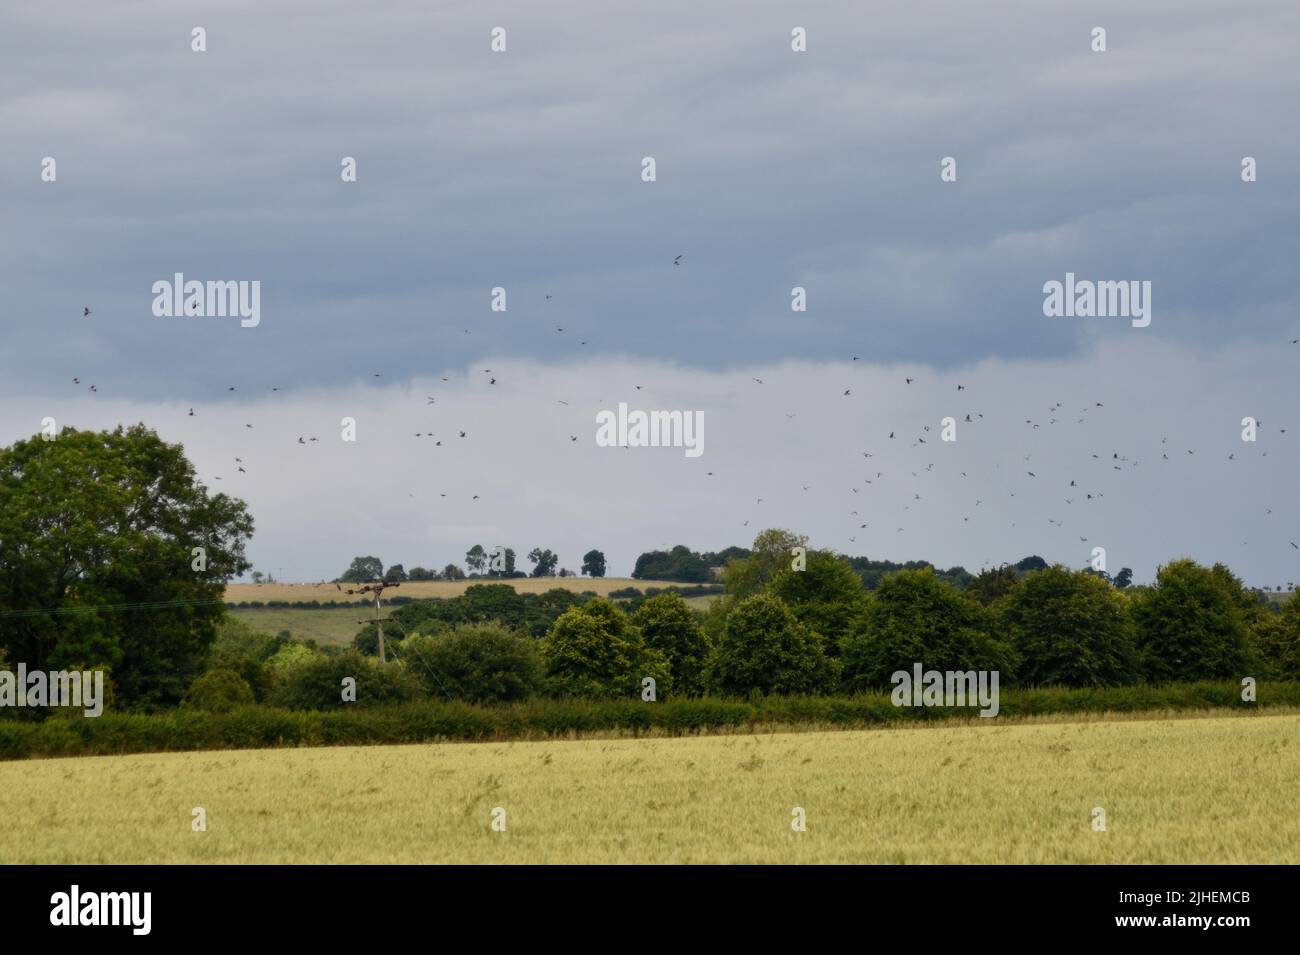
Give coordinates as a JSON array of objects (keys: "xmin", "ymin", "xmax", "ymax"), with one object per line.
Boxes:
[
  {"xmin": 632, "ymin": 545, "xmax": 715, "ymax": 582},
  {"xmin": 712, "ymin": 594, "xmax": 840, "ymax": 695},
  {"xmin": 840, "ymin": 569, "xmax": 1013, "ymax": 690},
  {"xmin": 542, "ymin": 600, "xmax": 671, "ymax": 699},
  {"xmin": 399, "ymin": 623, "xmax": 542, "ymax": 703},
  {"xmin": 1000, "ymin": 565, "xmax": 1139, "ymax": 687},
  {"xmin": 0, "ymin": 425, "xmax": 253, "ymax": 707},
  {"xmin": 632, "ymin": 593, "xmax": 712, "ymax": 695},
  {"xmin": 1133, "ymin": 559, "xmax": 1255, "ymax": 682}
]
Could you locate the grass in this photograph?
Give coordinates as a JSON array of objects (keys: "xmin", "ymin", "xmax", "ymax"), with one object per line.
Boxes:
[
  {"xmin": 230, "ymin": 606, "xmax": 367, "ymax": 646},
  {"xmin": 1, "ymin": 711, "xmax": 1294, "ymax": 863},
  {"xmin": 225, "ymin": 577, "xmax": 687, "ymax": 604}
]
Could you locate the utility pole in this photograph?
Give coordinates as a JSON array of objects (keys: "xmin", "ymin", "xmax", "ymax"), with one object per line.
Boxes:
[{"xmin": 337, "ymin": 579, "xmax": 399, "ymax": 662}]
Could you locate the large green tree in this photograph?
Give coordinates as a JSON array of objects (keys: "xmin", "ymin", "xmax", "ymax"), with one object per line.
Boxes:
[
  {"xmin": 1132, "ymin": 559, "xmax": 1253, "ymax": 682},
  {"xmin": 711, "ymin": 593, "xmax": 839, "ymax": 695},
  {"xmin": 768, "ymin": 549, "xmax": 868, "ymax": 650},
  {"xmin": 632, "ymin": 592, "xmax": 712, "ymax": 695},
  {"xmin": 1000, "ymin": 565, "xmax": 1139, "ymax": 687},
  {"xmin": 0, "ymin": 425, "xmax": 253, "ymax": 706},
  {"xmin": 542, "ymin": 600, "xmax": 669, "ymax": 699},
  {"xmin": 840, "ymin": 568, "xmax": 1013, "ymax": 691}
]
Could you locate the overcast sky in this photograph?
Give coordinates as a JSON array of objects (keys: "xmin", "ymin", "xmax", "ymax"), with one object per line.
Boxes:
[{"xmin": 2, "ymin": 1, "xmax": 1297, "ymax": 585}]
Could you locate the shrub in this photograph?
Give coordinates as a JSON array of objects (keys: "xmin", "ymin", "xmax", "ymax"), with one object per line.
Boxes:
[
  {"xmin": 711, "ymin": 594, "xmax": 839, "ymax": 695},
  {"xmin": 542, "ymin": 600, "xmax": 670, "ymax": 699},
  {"xmin": 183, "ymin": 669, "xmax": 255, "ymax": 713},
  {"xmin": 269, "ymin": 651, "xmax": 426, "ymax": 710},
  {"xmin": 399, "ymin": 624, "xmax": 541, "ymax": 703}
]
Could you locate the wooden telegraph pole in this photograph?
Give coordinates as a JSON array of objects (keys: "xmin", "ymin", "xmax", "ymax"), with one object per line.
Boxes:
[{"xmin": 337, "ymin": 580, "xmax": 399, "ymax": 662}]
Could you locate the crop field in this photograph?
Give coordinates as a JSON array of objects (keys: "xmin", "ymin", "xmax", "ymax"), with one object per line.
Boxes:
[
  {"xmin": 1, "ymin": 711, "xmax": 1294, "ymax": 864},
  {"xmin": 224, "ymin": 577, "xmax": 688, "ymax": 605}
]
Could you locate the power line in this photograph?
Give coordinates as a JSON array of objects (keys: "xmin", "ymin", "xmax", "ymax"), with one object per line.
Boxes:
[{"xmin": 0, "ymin": 596, "xmax": 226, "ymax": 619}]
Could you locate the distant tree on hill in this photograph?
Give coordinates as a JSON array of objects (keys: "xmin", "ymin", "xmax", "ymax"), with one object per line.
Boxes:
[
  {"xmin": 465, "ymin": 544, "xmax": 487, "ymax": 575},
  {"xmin": 1114, "ymin": 567, "xmax": 1134, "ymax": 590},
  {"xmin": 486, "ymin": 547, "xmax": 519, "ymax": 578},
  {"xmin": 632, "ymin": 544, "xmax": 713, "ymax": 583},
  {"xmin": 407, "ymin": 566, "xmax": 437, "ymax": 581},
  {"xmin": 528, "ymin": 547, "xmax": 559, "ymax": 577},
  {"xmin": 442, "ymin": 563, "xmax": 467, "ymax": 581},
  {"xmin": 383, "ymin": 564, "xmax": 408, "ymax": 582},
  {"xmin": 581, "ymin": 549, "xmax": 607, "ymax": 578},
  {"xmin": 341, "ymin": 556, "xmax": 384, "ymax": 583},
  {"xmin": 1015, "ymin": 555, "xmax": 1049, "ymax": 573},
  {"xmin": 700, "ymin": 546, "xmax": 750, "ymax": 566}
]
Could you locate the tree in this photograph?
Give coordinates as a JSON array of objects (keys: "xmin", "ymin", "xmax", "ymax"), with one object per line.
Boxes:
[
  {"xmin": 581, "ymin": 549, "xmax": 607, "ymax": 578},
  {"xmin": 768, "ymin": 550, "xmax": 868, "ymax": 649},
  {"xmin": 1132, "ymin": 559, "xmax": 1252, "ymax": 682},
  {"xmin": 632, "ymin": 593, "xmax": 712, "ymax": 695},
  {"xmin": 340, "ymin": 556, "xmax": 383, "ymax": 584},
  {"xmin": 712, "ymin": 594, "xmax": 839, "ymax": 695},
  {"xmin": 0, "ymin": 425, "xmax": 253, "ymax": 706},
  {"xmin": 840, "ymin": 568, "xmax": 1013, "ymax": 691},
  {"xmin": 442, "ymin": 563, "xmax": 466, "ymax": 581},
  {"xmin": 1015, "ymin": 556, "xmax": 1049, "ymax": 573},
  {"xmin": 250, "ymin": 570, "xmax": 265, "ymax": 585},
  {"xmin": 407, "ymin": 566, "xmax": 437, "ymax": 581},
  {"xmin": 1000, "ymin": 565, "xmax": 1139, "ymax": 687},
  {"xmin": 968, "ymin": 565, "xmax": 1019, "ymax": 605},
  {"xmin": 487, "ymin": 547, "xmax": 518, "ymax": 578},
  {"xmin": 465, "ymin": 545, "xmax": 487, "ymax": 576},
  {"xmin": 721, "ymin": 529, "xmax": 808, "ymax": 597},
  {"xmin": 383, "ymin": 563, "xmax": 408, "ymax": 582},
  {"xmin": 399, "ymin": 623, "xmax": 542, "ymax": 703},
  {"xmin": 542, "ymin": 600, "xmax": 669, "ymax": 698},
  {"xmin": 1114, "ymin": 567, "xmax": 1134, "ymax": 590},
  {"xmin": 632, "ymin": 545, "xmax": 713, "ymax": 583},
  {"xmin": 1249, "ymin": 591, "xmax": 1300, "ymax": 679},
  {"xmin": 527, "ymin": 547, "xmax": 559, "ymax": 577}
]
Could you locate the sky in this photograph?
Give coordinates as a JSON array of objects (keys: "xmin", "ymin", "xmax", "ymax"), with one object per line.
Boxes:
[{"xmin": 2, "ymin": 1, "xmax": 1298, "ymax": 585}]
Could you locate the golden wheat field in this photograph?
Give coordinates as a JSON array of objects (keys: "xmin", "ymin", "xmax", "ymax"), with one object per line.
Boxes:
[
  {"xmin": 1, "ymin": 712, "xmax": 1295, "ymax": 864},
  {"xmin": 225, "ymin": 577, "xmax": 683, "ymax": 604}
]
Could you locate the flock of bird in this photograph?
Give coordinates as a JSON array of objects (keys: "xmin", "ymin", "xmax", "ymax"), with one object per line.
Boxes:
[{"xmin": 70, "ymin": 264, "xmax": 1299, "ymax": 577}]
